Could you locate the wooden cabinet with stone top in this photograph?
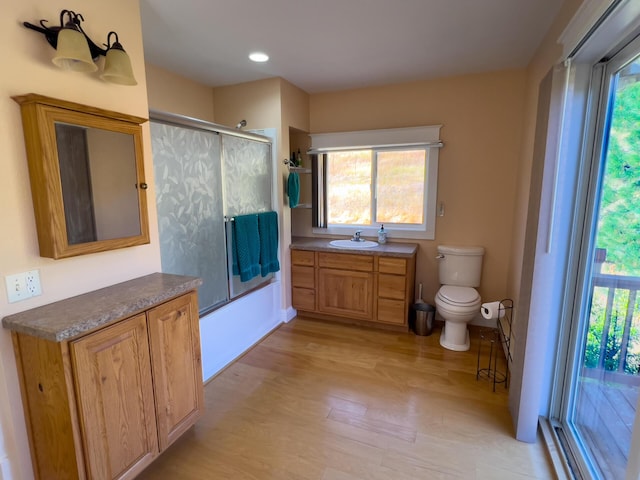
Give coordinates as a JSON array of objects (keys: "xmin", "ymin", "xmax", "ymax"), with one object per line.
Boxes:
[{"xmin": 2, "ymin": 273, "xmax": 203, "ymax": 480}]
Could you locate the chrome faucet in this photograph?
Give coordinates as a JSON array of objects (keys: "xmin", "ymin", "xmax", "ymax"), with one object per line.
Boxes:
[{"xmin": 351, "ymin": 230, "xmax": 362, "ymax": 242}]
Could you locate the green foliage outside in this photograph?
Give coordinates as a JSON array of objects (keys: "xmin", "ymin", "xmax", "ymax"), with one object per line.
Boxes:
[
  {"xmin": 584, "ymin": 69, "xmax": 640, "ymax": 374},
  {"xmin": 596, "ymin": 76, "xmax": 640, "ymax": 276},
  {"xmin": 584, "ymin": 288, "xmax": 640, "ymax": 374}
]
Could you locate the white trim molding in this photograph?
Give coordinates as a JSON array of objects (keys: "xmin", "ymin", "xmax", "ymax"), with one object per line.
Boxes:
[
  {"xmin": 558, "ymin": 0, "xmax": 617, "ymax": 59},
  {"xmin": 559, "ymin": 0, "xmax": 640, "ymax": 63},
  {"xmin": 309, "ymin": 125, "xmax": 442, "ymax": 152}
]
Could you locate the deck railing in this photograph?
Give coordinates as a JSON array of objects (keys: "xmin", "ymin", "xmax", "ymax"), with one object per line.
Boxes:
[{"xmin": 591, "ymin": 271, "xmax": 640, "ymax": 376}]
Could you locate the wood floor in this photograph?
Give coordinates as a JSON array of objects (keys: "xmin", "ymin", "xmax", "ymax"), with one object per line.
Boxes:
[{"xmin": 138, "ymin": 317, "xmax": 555, "ymax": 479}]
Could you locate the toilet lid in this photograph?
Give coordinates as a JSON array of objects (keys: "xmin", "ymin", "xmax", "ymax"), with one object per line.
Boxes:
[{"xmin": 437, "ymin": 286, "xmax": 480, "ymax": 305}]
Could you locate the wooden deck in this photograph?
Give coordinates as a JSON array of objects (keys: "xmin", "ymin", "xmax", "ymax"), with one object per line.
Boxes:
[{"xmin": 575, "ymin": 369, "xmax": 639, "ymax": 479}]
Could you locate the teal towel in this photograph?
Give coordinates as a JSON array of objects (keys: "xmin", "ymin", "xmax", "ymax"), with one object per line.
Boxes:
[
  {"xmin": 288, "ymin": 172, "xmax": 300, "ymax": 208},
  {"xmin": 231, "ymin": 214, "xmax": 261, "ymax": 282},
  {"xmin": 258, "ymin": 211, "xmax": 280, "ymax": 277}
]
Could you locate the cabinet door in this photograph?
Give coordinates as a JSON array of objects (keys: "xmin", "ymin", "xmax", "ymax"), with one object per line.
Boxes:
[
  {"xmin": 71, "ymin": 314, "xmax": 158, "ymax": 480},
  {"xmin": 147, "ymin": 293, "xmax": 204, "ymax": 450},
  {"xmin": 318, "ymin": 268, "xmax": 373, "ymax": 319}
]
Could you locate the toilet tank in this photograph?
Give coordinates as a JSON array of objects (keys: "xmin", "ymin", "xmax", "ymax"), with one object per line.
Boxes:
[{"xmin": 437, "ymin": 245, "xmax": 485, "ymax": 287}]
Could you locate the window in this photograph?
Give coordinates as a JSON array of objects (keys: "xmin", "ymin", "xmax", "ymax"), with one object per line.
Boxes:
[
  {"xmin": 326, "ymin": 147, "xmax": 427, "ymax": 227},
  {"xmin": 310, "ymin": 126, "xmax": 442, "ymax": 240}
]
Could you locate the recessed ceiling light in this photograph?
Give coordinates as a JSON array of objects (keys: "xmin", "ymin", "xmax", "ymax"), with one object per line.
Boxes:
[{"xmin": 249, "ymin": 52, "xmax": 269, "ymax": 63}]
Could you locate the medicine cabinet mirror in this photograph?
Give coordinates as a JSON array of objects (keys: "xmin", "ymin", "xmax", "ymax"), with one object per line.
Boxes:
[{"xmin": 13, "ymin": 93, "xmax": 150, "ymax": 259}]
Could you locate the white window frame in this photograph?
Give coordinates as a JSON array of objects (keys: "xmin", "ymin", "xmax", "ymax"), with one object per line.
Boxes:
[{"xmin": 310, "ymin": 126, "xmax": 442, "ymax": 240}]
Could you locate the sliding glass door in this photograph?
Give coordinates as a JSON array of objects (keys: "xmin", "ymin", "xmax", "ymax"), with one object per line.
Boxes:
[{"xmin": 559, "ymin": 37, "xmax": 640, "ymax": 479}]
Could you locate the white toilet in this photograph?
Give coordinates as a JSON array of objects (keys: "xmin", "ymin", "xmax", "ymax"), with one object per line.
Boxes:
[{"xmin": 434, "ymin": 245, "xmax": 484, "ymax": 351}]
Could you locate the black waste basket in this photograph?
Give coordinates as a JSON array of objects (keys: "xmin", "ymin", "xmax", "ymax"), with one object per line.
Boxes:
[{"xmin": 412, "ymin": 303, "xmax": 435, "ymax": 336}]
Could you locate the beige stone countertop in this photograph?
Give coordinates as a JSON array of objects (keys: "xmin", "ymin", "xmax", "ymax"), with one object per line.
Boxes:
[
  {"xmin": 2, "ymin": 273, "xmax": 202, "ymax": 342},
  {"xmin": 290, "ymin": 236, "xmax": 417, "ymax": 257}
]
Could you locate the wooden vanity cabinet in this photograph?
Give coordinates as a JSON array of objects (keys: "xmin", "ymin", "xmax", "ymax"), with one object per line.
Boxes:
[
  {"xmin": 11, "ymin": 291, "xmax": 203, "ymax": 480},
  {"xmin": 291, "ymin": 247, "xmax": 416, "ymax": 329}
]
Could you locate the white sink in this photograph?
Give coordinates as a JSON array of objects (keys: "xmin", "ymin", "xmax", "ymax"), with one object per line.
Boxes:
[{"xmin": 329, "ymin": 239, "xmax": 379, "ymax": 249}]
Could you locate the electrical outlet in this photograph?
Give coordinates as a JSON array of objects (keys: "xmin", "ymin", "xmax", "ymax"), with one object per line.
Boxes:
[
  {"xmin": 5, "ymin": 270, "xmax": 41, "ymax": 303},
  {"xmin": 25, "ymin": 270, "xmax": 42, "ymax": 296}
]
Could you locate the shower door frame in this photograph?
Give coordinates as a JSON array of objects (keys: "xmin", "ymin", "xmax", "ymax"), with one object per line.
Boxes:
[{"xmin": 150, "ymin": 110, "xmax": 277, "ymax": 313}]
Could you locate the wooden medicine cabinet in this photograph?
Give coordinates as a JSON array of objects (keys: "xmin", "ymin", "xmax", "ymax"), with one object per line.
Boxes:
[{"xmin": 13, "ymin": 94, "xmax": 150, "ymax": 259}]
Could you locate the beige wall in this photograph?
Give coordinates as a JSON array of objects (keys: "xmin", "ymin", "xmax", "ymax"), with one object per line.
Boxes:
[
  {"xmin": 306, "ymin": 70, "xmax": 527, "ymax": 307},
  {"xmin": 280, "ymin": 79, "xmax": 311, "ymax": 309},
  {"xmin": 213, "ymin": 77, "xmax": 310, "ymax": 311},
  {"xmin": 507, "ymin": 0, "xmax": 583, "ymax": 306},
  {"xmin": 505, "ymin": 0, "xmax": 584, "ymax": 436},
  {"xmin": 146, "ymin": 63, "xmax": 215, "ymax": 121},
  {"xmin": 0, "ymin": 2, "xmax": 158, "ymax": 478},
  {"xmin": 213, "ymin": 77, "xmax": 282, "ymax": 130}
]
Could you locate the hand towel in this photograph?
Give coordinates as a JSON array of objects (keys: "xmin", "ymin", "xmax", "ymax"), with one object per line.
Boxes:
[
  {"xmin": 287, "ymin": 172, "xmax": 300, "ymax": 208},
  {"xmin": 231, "ymin": 214, "xmax": 261, "ymax": 282},
  {"xmin": 258, "ymin": 211, "xmax": 280, "ymax": 276}
]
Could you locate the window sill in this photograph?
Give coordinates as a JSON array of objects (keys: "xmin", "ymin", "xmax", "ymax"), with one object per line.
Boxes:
[{"xmin": 312, "ymin": 226, "xmax": 434, "ymax": 241}]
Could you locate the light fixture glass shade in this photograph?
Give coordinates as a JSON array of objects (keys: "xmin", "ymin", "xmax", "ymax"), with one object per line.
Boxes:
[
  {"xmin": 100, "ymin": 48, "xmax": 137, "ymax": 85},
  {"xmin": 52, "ymin": 28, "xmax": 97, "ymax": 72}
]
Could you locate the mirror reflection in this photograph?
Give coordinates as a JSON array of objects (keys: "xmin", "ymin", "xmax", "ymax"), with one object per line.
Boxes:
[{"xmin": 55, "ymin": 123, "xmax": 141, "ymax": 244}]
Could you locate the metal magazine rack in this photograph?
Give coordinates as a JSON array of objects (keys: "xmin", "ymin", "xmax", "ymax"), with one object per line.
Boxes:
[{"xmin": 476, "ymin": 299, "xmax": 513, "ymax": 392}]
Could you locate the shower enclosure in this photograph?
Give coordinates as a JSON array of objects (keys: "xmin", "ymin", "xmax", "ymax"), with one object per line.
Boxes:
[{"xmin": 150, "ymin": 113, "xmax": 276, "ymax": 314}]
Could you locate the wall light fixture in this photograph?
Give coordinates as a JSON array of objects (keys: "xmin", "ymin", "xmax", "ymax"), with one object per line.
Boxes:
[{"xmin": 23, "ymin": 10, "xmax": 137, "ymax": 86}]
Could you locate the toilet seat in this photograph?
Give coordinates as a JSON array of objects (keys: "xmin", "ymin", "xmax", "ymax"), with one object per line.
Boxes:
[{"xmin": 436, "ymin": 285, "xmax": 480, "ymax": 307}]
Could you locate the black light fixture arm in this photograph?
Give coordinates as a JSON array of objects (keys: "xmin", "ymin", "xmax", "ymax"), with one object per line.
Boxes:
[
  {"xmin": 105, "ymin": 31, "xmax": 126, "ymax": 52},
  {"xmin": 23, "ymin": 10, "xmax": 109, "ymax": 59}
]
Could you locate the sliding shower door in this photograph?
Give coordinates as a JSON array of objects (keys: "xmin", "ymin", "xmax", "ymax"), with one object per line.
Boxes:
[
  {"xmin": 222, "ymin": 134, "xmax": 273, "ymax": 298},
  {"xmin": 151, "ymin": 122, "xmax": 229, "ymax": 311}
]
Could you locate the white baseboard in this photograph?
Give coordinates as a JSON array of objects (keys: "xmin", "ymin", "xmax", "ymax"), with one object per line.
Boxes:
[{"xmin": 283, "ymin": 307, "xmax": 297, "ymax": 323}]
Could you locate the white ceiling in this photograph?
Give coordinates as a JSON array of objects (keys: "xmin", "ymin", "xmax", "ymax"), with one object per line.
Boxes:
[{"xmin": 140, "ymin": 0, "xmax": 565, "ymax": 94}]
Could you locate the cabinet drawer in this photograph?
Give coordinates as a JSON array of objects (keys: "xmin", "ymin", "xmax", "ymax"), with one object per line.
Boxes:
[
  {"xmin": 293, "ymin": 287, "xmax": 316, "ymax": 311},
  {"xmin": 292, "ymin": 249, "xmax": 315, "ymax": 266},
  {"xmin": 319, "ymin": 252, "xmax": 373, "ymax": 272},
  {"xmin": 378, "ymin": 274, "xmax": 406, "ymax": 300},
  {"xmin": 377, "ymin": 298, "xmax": 407, "ymax": 325},
  {"xmin": 379, "ymin": 257, "xmax": 407, "ymax": 275},
  {"xmin": 292, "ymin": 265, "xmax": 315, "ymax": 289}
]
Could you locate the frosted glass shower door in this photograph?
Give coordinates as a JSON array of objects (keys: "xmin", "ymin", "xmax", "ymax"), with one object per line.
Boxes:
[
  {"xmin": 222, "ymin": 134, "xmax": 274, "ymax": 298},
  {"xmin": 151, "ymin": 122, "xmax": 229, "ymax": 311}
]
